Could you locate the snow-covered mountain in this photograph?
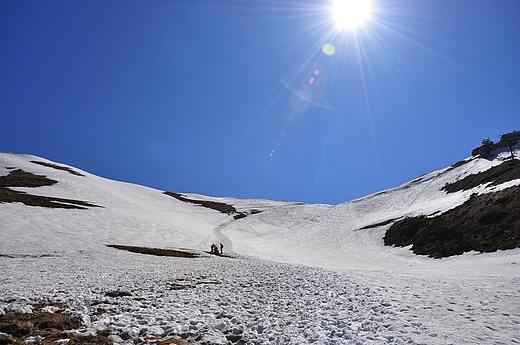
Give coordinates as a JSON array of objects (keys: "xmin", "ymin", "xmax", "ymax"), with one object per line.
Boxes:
[{"xmin": 1, "ymin": 145, "xmax": 519, "ymax": 345}]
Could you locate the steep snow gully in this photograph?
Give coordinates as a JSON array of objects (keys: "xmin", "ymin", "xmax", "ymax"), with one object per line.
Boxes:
[{"xmin": 1, "ymin": 147, "xmax": 519, "ymax": 345}]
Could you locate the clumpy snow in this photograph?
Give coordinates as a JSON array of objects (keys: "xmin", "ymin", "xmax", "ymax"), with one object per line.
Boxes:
[
  {"xmin": 1, "ymin": 149, "xmax": 519, "ymax": 345},
  {"xmin": 1, "ymin": 252, "xmax": 425, "ymax": 344},
  {"xmin": 2, "ymin": 246, "xmax": 519, "ymax": 344}
]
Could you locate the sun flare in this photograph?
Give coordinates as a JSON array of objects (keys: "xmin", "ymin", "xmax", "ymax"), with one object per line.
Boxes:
[{"xmin": 331, "ymin": 0, "xmax": 372, "ymax": 30}]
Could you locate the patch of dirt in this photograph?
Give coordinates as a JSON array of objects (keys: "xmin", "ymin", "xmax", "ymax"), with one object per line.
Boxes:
[
  {"xmin": 164, "ymin": 192, "xmax": 237, "ymax": 215},
  {"xmin": 106, "ymin": 245, "xmax": 200, "ymax": 258},
  {"xmin": 163, "ymin": 192, "xmax": 261, "ymax": 221},
  {"xmin": 0, "ymin": 169, "xmax": 57, "ymax": 188},
  {"xmin": 0, "ymin": 187, "xmax": 102, "ymax": 209},
  {"xmin": 442, "ymin": 159, "xmax": 520, "ymax": 193},
  {"xmin": 0, "ymin": 169, "xmax": 102, "ymax": 209},
  {"xmin": 30, "ymin": 161, "xmax": 84, "ymax": 177},
  {"xmin": 384, "ymin": 185, "xmax": 520, "ymax": 258},
  {"xmin": 0, "ymin": 310, "xmax": 111, "ymax": 345}
]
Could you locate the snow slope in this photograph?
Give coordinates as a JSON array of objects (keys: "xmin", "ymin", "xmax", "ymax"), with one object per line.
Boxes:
[{"xmin": 1, "ymin": 148, "xmax": 519, "ymax": 345}]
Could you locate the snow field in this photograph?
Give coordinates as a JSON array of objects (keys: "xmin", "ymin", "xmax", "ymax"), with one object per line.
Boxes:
[
  {"xmin": 0, "ymin": 249, "xmax": 422, "ymax": 345},
  {"xmin": 2, "ymin": 247, "xmax": 518, "ymax": 345}
]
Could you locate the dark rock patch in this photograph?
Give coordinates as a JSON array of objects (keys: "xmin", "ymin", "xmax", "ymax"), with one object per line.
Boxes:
[
  {"xmin": 164, "ymin": 192, "xmax": 237, "ymax": 215},
  {"xmin": 0, "ymin": 169, "xmax": 57, "ymax": 188},
  {"xmin": 163, "ymin": 192, "xmax": 261, "ymax": 220},
  {"xmin": 0, "ymin": 169, "xmax": 101, "ymax": 209},
  {"xmin": 30, "ymin": 161, "xmax": 84, "ymax": 177},
  {"xmin": 384, "ymin": 185, "xmax": 520, "ymax": 258},
  {"xmin": 0, "ymin": 187, "xmax": 102, "ymax": 209},
  {"xmin": 106, "ymin": 244, "xmax": 200, "ymax": 258}
]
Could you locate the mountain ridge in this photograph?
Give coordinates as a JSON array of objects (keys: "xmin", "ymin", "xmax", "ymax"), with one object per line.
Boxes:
[{"xmin": 1, "ymin": 149, "xmax": 520, "ymax": 345}]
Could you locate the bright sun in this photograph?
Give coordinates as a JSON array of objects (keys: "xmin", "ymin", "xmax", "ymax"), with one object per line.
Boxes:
[{"xmin": 331, "ymin": 0, "xmax": 372, "ymax": 30}]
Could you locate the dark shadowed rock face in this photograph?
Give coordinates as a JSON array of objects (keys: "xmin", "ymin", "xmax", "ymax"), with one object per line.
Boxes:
[{"xmin": 384, "ymin": 160, "xmax": 520, "ymax": 258}]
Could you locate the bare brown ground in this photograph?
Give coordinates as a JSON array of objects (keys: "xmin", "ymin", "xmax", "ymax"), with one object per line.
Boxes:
[
  {"xmin": 0, "ymin": 187, "xmax": 102, "ymax": 209},
  {"xmin": 30, "ymin": 161, "xmax": 84, "ymax": 177},
  {"xmin": 163, "ymin": 192, "xmax": 249, "ymax": 219},
  {"xmin": 0, "ymin": 304, "xmax": 110, "ymax": 345},
  {"xmin": 163, "ymin": 192, "xmax": 237, "ymax": 215},
  {"xmin": 0, "ymin": 169, "xmax": 101, "ymax": 209},
  {"xmin": 0, "ymin": 169, "xmax": 57, "ymax": 188},
  {"xmin": 106, "ymin": 244, "xmax": 200, "ymax": 258}
]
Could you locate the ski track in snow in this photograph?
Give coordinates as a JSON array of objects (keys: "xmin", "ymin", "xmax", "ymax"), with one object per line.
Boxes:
[{"xmin": 1, "ymin": 150, "xmax": 520, "ymax": 344}]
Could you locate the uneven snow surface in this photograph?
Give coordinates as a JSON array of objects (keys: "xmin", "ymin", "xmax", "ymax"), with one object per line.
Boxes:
[{"xmin": 1, "ymin": 150, "xmax": 520, "ymax": 344}]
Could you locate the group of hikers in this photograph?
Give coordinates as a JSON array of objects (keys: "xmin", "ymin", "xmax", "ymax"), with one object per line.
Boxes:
[{"xmin": 210, "ymin": 242, "xmax": 224, "ymax": 254}]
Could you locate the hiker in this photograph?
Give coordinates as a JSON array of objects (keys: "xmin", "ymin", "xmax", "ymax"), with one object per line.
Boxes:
[
  {"xmin": 219, "ymin": 243, "xmax": 223, "ymax": 254},
  {"xmin": 210, "ymin": 244, "xmax": 218, "ymax": 254}
]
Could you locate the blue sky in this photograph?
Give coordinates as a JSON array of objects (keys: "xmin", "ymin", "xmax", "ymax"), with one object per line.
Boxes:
[{"xmin": 1, "ymin": 0, "xmax": 519, "ymax": 204}]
